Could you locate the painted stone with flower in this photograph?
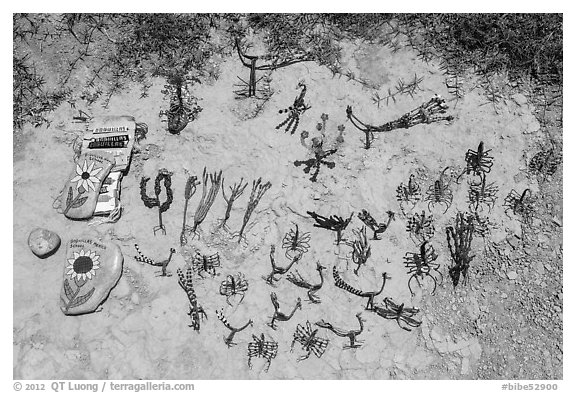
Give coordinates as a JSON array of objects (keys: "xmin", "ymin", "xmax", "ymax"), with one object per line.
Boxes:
[
  {"xmin": 61, "ymin": 152, "xmax": 115, "ymax": 220},
  {"xmin": 60, "ymin": 236, "xmax": 123, "ymax": 315}
]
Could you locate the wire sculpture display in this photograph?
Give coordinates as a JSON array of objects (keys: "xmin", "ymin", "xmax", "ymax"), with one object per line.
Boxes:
[
  {"xmin": 216, "ymin": 309, "xmax": 253, "ymax": 347},
  {"xmin": 332, "ymin": 267, "xmax": 390, "ymax": 310},
  {"xmin": 316, "ymin": 312, "xmax": 365, "ymax": 349},
  {"xmin": 403, "ymin": 241, "xmax": 442, "ymax": 296},
  {"xmin": 307, "ymin": 211, "xmax": 353, "ymax": 245},
  {"xmin": 291, "ymin": 321, "xmax": 330, "ymax": 361},
  {"xmin": 286, "ymin": 262, "xmax": 326, "ymax": 303},
  {"xmin": 176, "ymin": 266, "xmax": 206, "ymax": 331},
  {"xmin": 134, "ymin": 244, "xmax": 175, "ymax": 277},
  {"xmin": 424, "ymin": 166, "xmax": 453, "ymax": 214}
]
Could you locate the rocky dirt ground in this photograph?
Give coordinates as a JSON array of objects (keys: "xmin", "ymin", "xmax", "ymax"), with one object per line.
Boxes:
[{"xmin": 13, "ymin": 29, "xmax": 563, "ymax": 380}]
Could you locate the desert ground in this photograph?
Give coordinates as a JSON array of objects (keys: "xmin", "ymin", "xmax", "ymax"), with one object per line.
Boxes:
[{"xmin": 13, "ymin": 14, "xmax": 563, "ymax": 380}]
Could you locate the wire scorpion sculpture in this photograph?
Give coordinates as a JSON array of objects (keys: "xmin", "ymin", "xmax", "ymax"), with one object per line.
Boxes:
[
  {"xmin": 467, "ymin": 175, "xmax": 499, "ymax": 213},
  {"xmin": 403, "ymin": 241, "xmax": 443, "ymax": 296},
  {"xmin": 333, "ymin": 266, "xmax": 390, "ymax": 310},
  {"xmin": 291, "ymin": 321, "xmax": 330, "ymax": 361},
  {"xmin": 396, "ymin": 174, "xmax": 422, "ymax": 215},
  {"xmin": 424, "ymin": 166, "xmax": 453, "ymax": 214},
  {"xmin": 281, "ymin": 224, "xmax": 311, "ymax": 260},
  {"xmin": 275, "ymin": 81, "xmax": 311, "ymax": 134},
  {"xmin": 503, "ymin": 188, "xmax": 535, "ymax": 224},
  {"xmin": 406, "ymin": 210, "xmax": 435, "ymax": 244},
  {"xmin": 456, "ymin": 141, "xmax": 494, "ymax": 183}
]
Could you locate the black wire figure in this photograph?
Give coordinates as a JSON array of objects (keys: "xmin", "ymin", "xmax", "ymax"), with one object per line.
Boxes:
[
  {"xmin": 140, "ymin": 169, "xmax": 174, "ymax": 235},
  {"xmin": 276, "ymin": 81, "xmax": 310, "ymax": 134}
]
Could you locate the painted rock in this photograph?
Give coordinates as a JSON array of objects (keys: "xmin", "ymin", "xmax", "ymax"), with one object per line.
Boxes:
[
  {"xmin": 60, "ymin": 237, "xmax": 123, "ymax": 315},
  {"xmin": 28, "ymin": 228, "xmax": 61, "ymax": 258}
]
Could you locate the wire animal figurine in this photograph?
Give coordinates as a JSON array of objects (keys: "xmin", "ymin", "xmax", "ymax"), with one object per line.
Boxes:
[
  {"xmin": 403, "ymin": 241, "xmax": 443, "ymax": 296},
  {"xmin": 247, "ymin": 333, "xmax": 278, "ymax": 372},
  {"xmin": 216, "ymin": 309, "xmax": 253, "ymax": 347},
  {"xmin": 275, "ymin": 81, "xmax": 311, "ymax": 134},
  {"xmin": 281, "ymin": 224, "xmax": 311, "ymax": 260},
  {"xmin": 291, "ymin": 321, "xmax": 330, "ymax": 361},
  {"xmin": 219, "ymin": 272, "xmax": 249, "ymax": 305}
]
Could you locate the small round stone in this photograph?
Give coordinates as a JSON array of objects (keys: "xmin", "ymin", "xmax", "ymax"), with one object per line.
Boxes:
[{"xmin": 28, "ymin": 228, "xmax": 61, "ymax": 258}]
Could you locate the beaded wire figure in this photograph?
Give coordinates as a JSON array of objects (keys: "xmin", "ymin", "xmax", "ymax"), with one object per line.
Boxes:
[
  {"xmin": 275, "ymin": 81, "xmax": 310, "ymax": 134},
  {"xmin": 333, "ymin": 267, "xmax": 390, "ymax": 311},
  {"xmin": 216, "ymin": 309, "xmax": 253, "ymax": 347},
  {"xmin": 177, "ymin": 266, "xmax": 206, "ymax": 331},
  {"xmin": 134, "ymin": 244, "xmax": 175, "ymax": 277},
  {"xmin": 291, "ymin": 321, "xmax": 330, "ymax": 361}
]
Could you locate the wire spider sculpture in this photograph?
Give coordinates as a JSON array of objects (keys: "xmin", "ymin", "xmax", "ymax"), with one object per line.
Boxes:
[
  {"xmin": 467, "ymin": 176, "xmax": 499, "ymax": 212},
  {"xmin": 373, "ymin": 297, "xmax": 422, "ymax": 331},
  {"xmin": 456, "ymin": 141, "xmax": 494, "ymax": 183},
  {"xmin": 247, "ymin": 333, "xmax": 278, "ymax": 372},
  {"xmin": 190, "ymin": 251, "xmax": 221, "ymax": 278},
  {"xmin": 291, "ymin": 321, "xmax": 330, "ymax": 361},
  {"xmin": 403, "ymin": 241, "xmax": 443, "ymax": 296},
  {"xmin": 503, "ymin": 188, "xmax": 535, "ymax": 224},
  {"xmin": 424, "ymin": 166, "xmax": 453, "ymax": 214},
  {"xmin": 275, "ymin": 81, "xmax": 311, "ymax": 134},
  {"xmin": 396, "ymin": 174, "xmax": 422, "ymax": 214},
  {"xmin": 406, "ymin": 210, "xmax": 435, "ymax": 244},
  {"xmin": 281, "ymin": 224, "xmax": 311, "ymax": 260},
  {"xmin": 219, "ymin": 272, "xmax": 249, "ymax": 305}
]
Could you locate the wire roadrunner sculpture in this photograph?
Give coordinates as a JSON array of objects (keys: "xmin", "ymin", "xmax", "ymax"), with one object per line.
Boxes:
[
  {"xmin": 286, "ymin": 262, "xmax": 326, "ymax": 303},
  {"xmin": 263, "ymin": 245, "xmax": 301, "ymax": 286},
  {"xmin": 332, "ymin": 266, "xmax": 390, "ymax": 310},
  {"xmin": 134, "ymin": 244, "xmax": 175, "ymax": 277},
  {"xmin": 267, "ymin": 292, "xmax": 302, "ymax": 330},
  {"xmin": 291, "ymin": 321, "xmax": 330, "ymax": 361},
  {"xmin": 216, "ymin": 309, "xmax": 253, "ymax": 347},
  {"xmin": 316, "ymin": 312, "xmax": 365, "ymax": 349}
]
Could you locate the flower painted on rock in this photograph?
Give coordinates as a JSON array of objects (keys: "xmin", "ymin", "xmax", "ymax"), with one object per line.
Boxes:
[
  {"xmin": 71, "ymin": 160, "xmax": 102, "ymax": 192},
  {"xmin": 66, "ymin": 249, "xmax": 101, "ymax": 281}
]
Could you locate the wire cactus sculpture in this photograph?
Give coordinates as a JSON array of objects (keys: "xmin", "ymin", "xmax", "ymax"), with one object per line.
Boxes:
[
  {"xmin": 140, "ymin": 169, "xmax": 174, "ymax": 235},
  {"xmin": 219, "ymin": 177, "xmax": 248, "ymax": 231},
  {"xmin": 346, "ymin": 95, "xmax": 453, "ymax": 149},
  {"xmin": 446, "ymin": 212, "xmax": 475, "ymax": 287},
  {"xmin": 189, "ymin": 168, "xmax": 223, "ymax": 240},
  {"xmin": 180, "ymin": 175, "xmax": 200, "ymax": 246},
  {"xmin": 235, "ymin": 177, "xmax": 272, "ymax": 243}
]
